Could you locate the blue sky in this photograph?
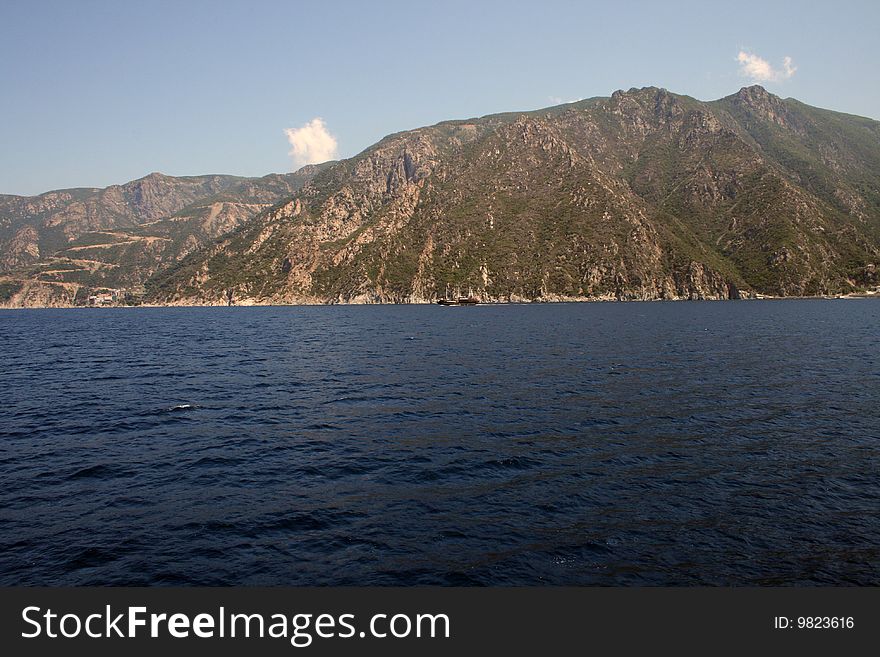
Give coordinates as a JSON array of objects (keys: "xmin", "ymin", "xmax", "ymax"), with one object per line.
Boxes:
[{"xmin": 1, "ymin": 0, "xmax": 878, "ymax": 195}]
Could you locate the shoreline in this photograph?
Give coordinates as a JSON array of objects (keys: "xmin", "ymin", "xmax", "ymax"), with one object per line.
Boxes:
[{"xmin": 1, "ymin": 292, "xmax": 877, "ymax": 310}]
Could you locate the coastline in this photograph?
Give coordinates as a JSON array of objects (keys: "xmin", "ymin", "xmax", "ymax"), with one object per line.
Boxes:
[{"xmin": 1, "ymin": 291, "xmax": 877, "ymax": 310}]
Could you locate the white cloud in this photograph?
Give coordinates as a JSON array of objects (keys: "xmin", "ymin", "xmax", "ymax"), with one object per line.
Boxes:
[
  {"xmin": 284, "ymin": 118, "xmax": 338, "ymax": 169},
  {"xmin": 737, "ymin": 50, "xmax": 797, "ymax": 82}
]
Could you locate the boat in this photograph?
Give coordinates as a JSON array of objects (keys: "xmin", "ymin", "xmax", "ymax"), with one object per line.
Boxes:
[
  {"xmin": 436, "ymin": 296, "xmax": 479, "ymax": 306},
  {"xmin": 437, "ymin": 285, "xmax": 480, "ymax": 305}
]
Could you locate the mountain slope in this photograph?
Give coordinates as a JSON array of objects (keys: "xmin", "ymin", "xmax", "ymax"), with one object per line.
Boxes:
[
  {"xmin": 0, "ymin": 166, "xmax": 327, "ymax": 306},
  {"xmin": 148, "ymin": 86, "xmax": 880, "ymax": 305}
]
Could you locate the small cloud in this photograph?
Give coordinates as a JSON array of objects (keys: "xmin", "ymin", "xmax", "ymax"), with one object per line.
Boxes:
[
  {"xmin": 736, "ymin": 50, "xmax": 797, "ymax": 82},
  {"xmin": 284, "ymin": 118, "xmax": 338, "ymax": 169}
]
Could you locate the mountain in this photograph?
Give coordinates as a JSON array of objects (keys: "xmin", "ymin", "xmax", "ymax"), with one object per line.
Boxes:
[
  {"xmin": 146, "ymin": 85, "xmax": 880, "ymax": 306},
  {"xmin": 0, "ymin": 166, "xmax": 327, "ymax": 306},
  {"xmin": 4, "ymin": 85, "xmax": 879, "ymax": 308}
]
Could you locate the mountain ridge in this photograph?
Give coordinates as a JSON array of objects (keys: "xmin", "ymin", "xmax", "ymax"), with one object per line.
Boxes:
[
  {"xmin": 0, "ymin": 165, "xmax": 329, "ymax": 306},
  {"xmin": 3, "ymin": 85, "xmax": 879, "ymax": 307}
]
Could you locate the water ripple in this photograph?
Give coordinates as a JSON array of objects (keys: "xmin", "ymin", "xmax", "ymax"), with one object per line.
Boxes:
[{"xmin": 0, "ymin": 300, "xmax": 878, "ymax": 585}]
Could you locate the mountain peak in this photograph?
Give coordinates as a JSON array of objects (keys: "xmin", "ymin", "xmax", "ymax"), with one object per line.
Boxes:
[
  {"xmin": 732, "ymin": 85, "xmax": 779, "ymax": 106},
  {"xmin": 132, "ymin": 172, "xmax": 172, "ymax": 185},
  {"xmin": 722, "ymin": 84, "xmax": 802, "ymax": 130},
  {"xmin": 738, "ymin": 84, "xmax": 769, "ymax": 95},
  {"xmin": 611, "ymin": 86, "xmax": 667, "ymax": 100}
]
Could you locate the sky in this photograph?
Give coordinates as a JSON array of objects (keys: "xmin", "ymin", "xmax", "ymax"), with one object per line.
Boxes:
[{"xmin": 1, "ymin": 0, "xmax": 878, "ymax": 196}]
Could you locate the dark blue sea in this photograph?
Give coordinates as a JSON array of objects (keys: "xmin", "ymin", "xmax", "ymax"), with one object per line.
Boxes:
[{"xmin": 1, "ymin": 300, "xmax": 878, "ymax": 585}]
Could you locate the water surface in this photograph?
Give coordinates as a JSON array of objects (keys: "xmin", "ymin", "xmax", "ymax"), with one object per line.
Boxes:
[{"xmin": 1, "ymin": 300, "xmax": 878, "ymax": 585}]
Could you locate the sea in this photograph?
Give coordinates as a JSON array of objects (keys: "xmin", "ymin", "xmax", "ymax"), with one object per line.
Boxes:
[{"xmin": 1, "ymin": 300, "xmax": 878, "ymax": 585}]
